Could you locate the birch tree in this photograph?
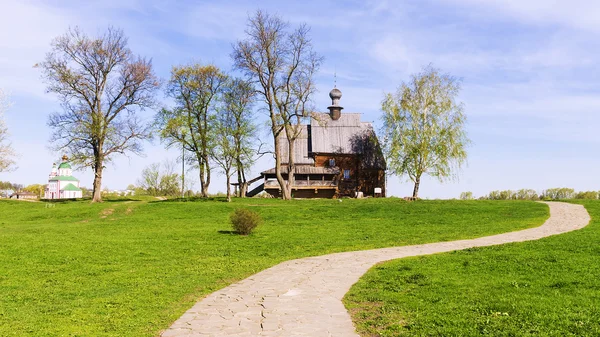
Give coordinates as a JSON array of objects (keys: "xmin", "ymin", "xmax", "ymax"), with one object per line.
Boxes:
[
  {"xmin": 232, "ymin": 10, "xmax": 322, "ymax": 200},
  {"xmin": 39, "ymin": 27, "xmax": 159, "ymax": 202},
  {"xmin": 222, "ymin": 78, "xmax": 256, "ymax": 198},
  {"xmin": 212, "ymin": 109, "xmax": 236, "ymax": 202},
  {"xmin": 0, "ymin": 89, "xmax": 16, "ymax": 172},
  {"xmin": 156, "ymin": 63, "xmax": 227, "ymax": 197},
  {"xmin": 382, "ymin": 65, "xmax": 470, "ymax": 198}
]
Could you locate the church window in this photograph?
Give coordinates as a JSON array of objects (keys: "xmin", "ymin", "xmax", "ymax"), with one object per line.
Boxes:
[{"xmin": 344, "ymin": 169, "xmax": 351, "ymax": 179}]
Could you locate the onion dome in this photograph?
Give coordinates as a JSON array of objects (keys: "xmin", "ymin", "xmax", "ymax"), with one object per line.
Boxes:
[
  {"xmin": 329, "ymin": 88, "xmax": 342, "ymax": 101},
  {"xmin": 327, "ymin": 87, "xmax": 344, "ymax": 120}
]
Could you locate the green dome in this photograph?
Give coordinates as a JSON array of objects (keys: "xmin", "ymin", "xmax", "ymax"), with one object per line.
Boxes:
[{"xmin": 58, "ymin": 162, "xmax": 72, "ymax": 169}]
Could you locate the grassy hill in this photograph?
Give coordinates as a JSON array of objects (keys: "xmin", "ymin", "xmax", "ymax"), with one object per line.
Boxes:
[
  {"xmin": 345, "ymin": 200, "xmax": 599, "ymax": 336},
  {"xmin": 0, "ymin": 198, "xmax": 547, "ymax": 336}
]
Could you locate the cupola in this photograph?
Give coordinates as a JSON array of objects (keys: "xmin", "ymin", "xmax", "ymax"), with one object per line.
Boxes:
[{"xmin": 327, "ymin": 87, "xmax": 344, "ymax": 120}]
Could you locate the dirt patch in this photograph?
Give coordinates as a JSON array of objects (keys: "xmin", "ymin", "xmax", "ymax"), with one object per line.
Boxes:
[
  {"xmin": 125, "ymin": 207, "xmax": 133, "ymax": 215},
  {"xmin": 100, "ymin": 208, "xmax": 114, "ymax": 218},
  {"xmin": 155, "ymin": 196, "xmax": 167, "ymax": 201}
]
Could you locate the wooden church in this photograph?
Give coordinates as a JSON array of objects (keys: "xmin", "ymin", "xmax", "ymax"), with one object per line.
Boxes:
[{"xmin": 258, "ymin": 87, "xmax": 386, "ymax": 198}]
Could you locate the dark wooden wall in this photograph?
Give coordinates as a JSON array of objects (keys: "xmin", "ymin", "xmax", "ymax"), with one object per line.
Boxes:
[{"xmin": 314, "ymin": 154, "xmax": 385, "ymax": 197}]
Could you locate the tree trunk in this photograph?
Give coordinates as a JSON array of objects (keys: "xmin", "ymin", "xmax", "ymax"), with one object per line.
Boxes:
[
  {"xmin": 226, "ymin": 172, "xmax": 231, "ymax": 202},
  {"xmin": 92, "ymin": 161, "xmax": 103, "ymax": 203},
  {"xmin": 240, "ymin": 182, "xmax": 248, "ymax": 198},
  {"xmin": 181, "ymin": 147, "xmax": 185, "ymax": 198},
  {"xmin": 274, "ymin": 134, "xmax": 291, "ymax": 200},
  {"xmin": 285, "ymin": 137, "xmax": 295, "ymax": 199},
  {"xmin": 412, "ymin": 175, "xmax": 421, "ymax": 199},
  {"xmin": 198, "ymin": 155, "xmax": 208, "ymax": 198},
  {"xmin": 236, "ymin": 167, "xmax": 243, "ymax": 197},
  {"xmin": 237, "ymin": 160, "xmax": 248, "ymax": 198},
  {"xmin": 204, "ymin": 155, "xmax": 211, "ymax": 197}
]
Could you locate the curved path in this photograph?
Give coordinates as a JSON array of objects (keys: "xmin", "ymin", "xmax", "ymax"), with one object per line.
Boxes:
[{"xmin": 161, "ymin": 202, "xmax": 590, "ymax": 337}]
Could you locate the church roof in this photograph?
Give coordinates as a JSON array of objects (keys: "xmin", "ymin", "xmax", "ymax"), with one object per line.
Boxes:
[
  {"xmin": 58, "ymin": 162, "xmax": 72, "ymax": 169},
  {"xmin": 49, "ymin": 176, "xmax": 79, "ymax": 182},
  {"xmin": 310, "ymin": 113, "xmax": 373, "ymax": 154},
  {"xmin": 61, "ymin": 183, "xmax": 82, "ymax": 192}
]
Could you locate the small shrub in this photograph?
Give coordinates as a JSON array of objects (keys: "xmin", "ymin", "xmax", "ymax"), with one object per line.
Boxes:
[
  {"xmin": 574, "ymin": 191, "xmax": 599, "ymax": 200},
  {"xmin": 460, "ymin": 191, "xmax": 474, "ymax": 200},
  {"xmin": 230, "ymin": 208, "xmax": 261, "ymax": 235}
]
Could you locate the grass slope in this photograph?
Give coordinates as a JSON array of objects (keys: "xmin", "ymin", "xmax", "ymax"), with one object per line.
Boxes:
[
  {"xmin": 0, "ymin": 198, "xmax": 547, "ymax": 336},
  {"xmin": 345, "ymin": 200, "xmax": 600, "ymax": 337}
]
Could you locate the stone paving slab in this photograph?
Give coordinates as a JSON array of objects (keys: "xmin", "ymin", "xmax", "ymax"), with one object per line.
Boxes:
[{"xmin": 161, "ymin": 202, "xmax": 590, "ymax": 337}]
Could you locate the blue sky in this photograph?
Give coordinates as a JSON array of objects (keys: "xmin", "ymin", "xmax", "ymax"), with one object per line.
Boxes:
[{"xmin": 1, "ymin": 0, "xmax": 599, "ymax": 198}]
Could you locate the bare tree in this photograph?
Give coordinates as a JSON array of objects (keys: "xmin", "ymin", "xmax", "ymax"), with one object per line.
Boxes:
[
  {"xmin": 382, "ymin": 65, "xmax": 470, "ymax": 198},
  {"xmin": 0, "ymin": 89, "xmax": 16, "ymax": 172},
  {"xmin": 232, "ymin": 10, "xmax": 322, "ymax": 200},
  {"xmin": 156, "ymin": 63, "xmax": 227, "ymax": 197},
  {"xmin": 39, "ymin": 27, "xmax": 159, "ymax": 202}
]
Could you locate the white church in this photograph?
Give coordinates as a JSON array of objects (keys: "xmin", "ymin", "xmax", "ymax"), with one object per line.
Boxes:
[{"xmin": 44, "ymin": 155, "xmax": 83, "ymax": 199}]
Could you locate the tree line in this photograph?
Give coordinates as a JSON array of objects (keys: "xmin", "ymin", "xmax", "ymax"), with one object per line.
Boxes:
[{"xmin": 460, "ymin": 188, "xmax": 600, "ymax": 200}]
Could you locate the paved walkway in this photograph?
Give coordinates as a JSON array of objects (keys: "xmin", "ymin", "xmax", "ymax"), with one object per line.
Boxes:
[{"xmin": 161, "ymin": 202, "xmax": 590, "ymax": 337}]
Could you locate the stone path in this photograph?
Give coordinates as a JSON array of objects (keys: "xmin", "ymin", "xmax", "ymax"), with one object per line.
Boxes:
[{"xmin": 161, "ymin": 202, "xmax": 590, "ymax": 337}]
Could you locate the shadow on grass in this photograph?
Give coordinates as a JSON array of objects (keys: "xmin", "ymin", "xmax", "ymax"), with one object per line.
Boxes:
[
  {"xmin": 41, "ymin": 197, "xmax": 139, "ymax": 203},
  {"xmin": 41, "ymin": 198, "xmax": 86, "ymax": 204},
  {"xmin": 102, "ymin": 198, "xmax": 137, "ymax": 202},
  {"xmin": 217, "ymin": 230, "xmax": 238, "ymax": 235},
  {"xmin": 150, "ymin": 197, "xmax": 230, "ymax": 203}
]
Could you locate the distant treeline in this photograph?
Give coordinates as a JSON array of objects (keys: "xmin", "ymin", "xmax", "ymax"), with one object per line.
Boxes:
[
  {"xmin": 460, "ymin": 188, "xmax": 600, "ymax": 201},
  {"xmin": 0, "ymin": 181, "xmax": 23, "ymax": 191}
]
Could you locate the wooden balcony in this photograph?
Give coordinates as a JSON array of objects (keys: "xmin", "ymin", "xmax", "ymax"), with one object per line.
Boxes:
[{"xmin": 264, "ymin": 179, "xmax": 337, "ymax": 189}]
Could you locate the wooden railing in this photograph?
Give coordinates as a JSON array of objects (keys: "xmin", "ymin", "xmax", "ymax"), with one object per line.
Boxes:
[{"xmin": 265, "ymin": 180, "xmax": 337, "ymax": 188}]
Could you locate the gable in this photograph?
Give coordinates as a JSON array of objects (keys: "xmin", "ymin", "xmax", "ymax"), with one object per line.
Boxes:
[{"xmin": 310, "ymin": 113, "xmax": 374, "ymax": 154}]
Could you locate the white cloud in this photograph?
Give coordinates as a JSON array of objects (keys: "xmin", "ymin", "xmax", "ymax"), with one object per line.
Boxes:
[{"xmin": 443, "ymin": 0, "xmax": 600, "ymax": 32}]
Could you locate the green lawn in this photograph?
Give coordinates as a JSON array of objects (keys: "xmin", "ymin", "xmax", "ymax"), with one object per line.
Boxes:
[
  {"xmin": 0, "ymin": 198, "xmax": 547, "ymax": 336},
  {"xmin": 345, "ymin": 200, "xmax": 600, "ymax": 337}
]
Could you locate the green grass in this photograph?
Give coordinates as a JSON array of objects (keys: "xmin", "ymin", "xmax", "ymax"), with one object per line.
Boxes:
[
  {"xmin": 345, "ymin": 200, "xmax": 600, "ymax": 337},
  {"xmin": 0, "ymin": 198, "xmax": 547, "ymax": 336}
]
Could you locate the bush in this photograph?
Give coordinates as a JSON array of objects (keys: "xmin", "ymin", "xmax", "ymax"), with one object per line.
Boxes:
[
  {"xmin": 574, "ymin": 191, "xmax": 599, "ymax": 200},
  {"xmin": 230, "ymin": 208, "xmax": 261, "ymax": 235},
  {"xmin": 459, "ymin": 191, "xmax": 473, "ymax": 200},
  {"xmin": 542, "ymin": 187, "xmax": 575, "ymax": 200}
]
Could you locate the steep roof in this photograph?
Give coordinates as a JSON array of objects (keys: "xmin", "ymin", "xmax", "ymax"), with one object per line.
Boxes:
[
  {"xmin": 310, "ymin": 113, "xmax": 373, "ymax": 154},
  {"xmin": 277, "ymin": 113, "xmax": 376, "ymax": 161},
  {"xmin": 61, "ymin": 183, "xmax": 82, "ymax": 192},
  {"xmin": 58, "ymin": 162, "xmax": 72, "ymax": 169},
  {"xmin": 277, "ymin": 125, "xmax": 314, "ymax": 165}
]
